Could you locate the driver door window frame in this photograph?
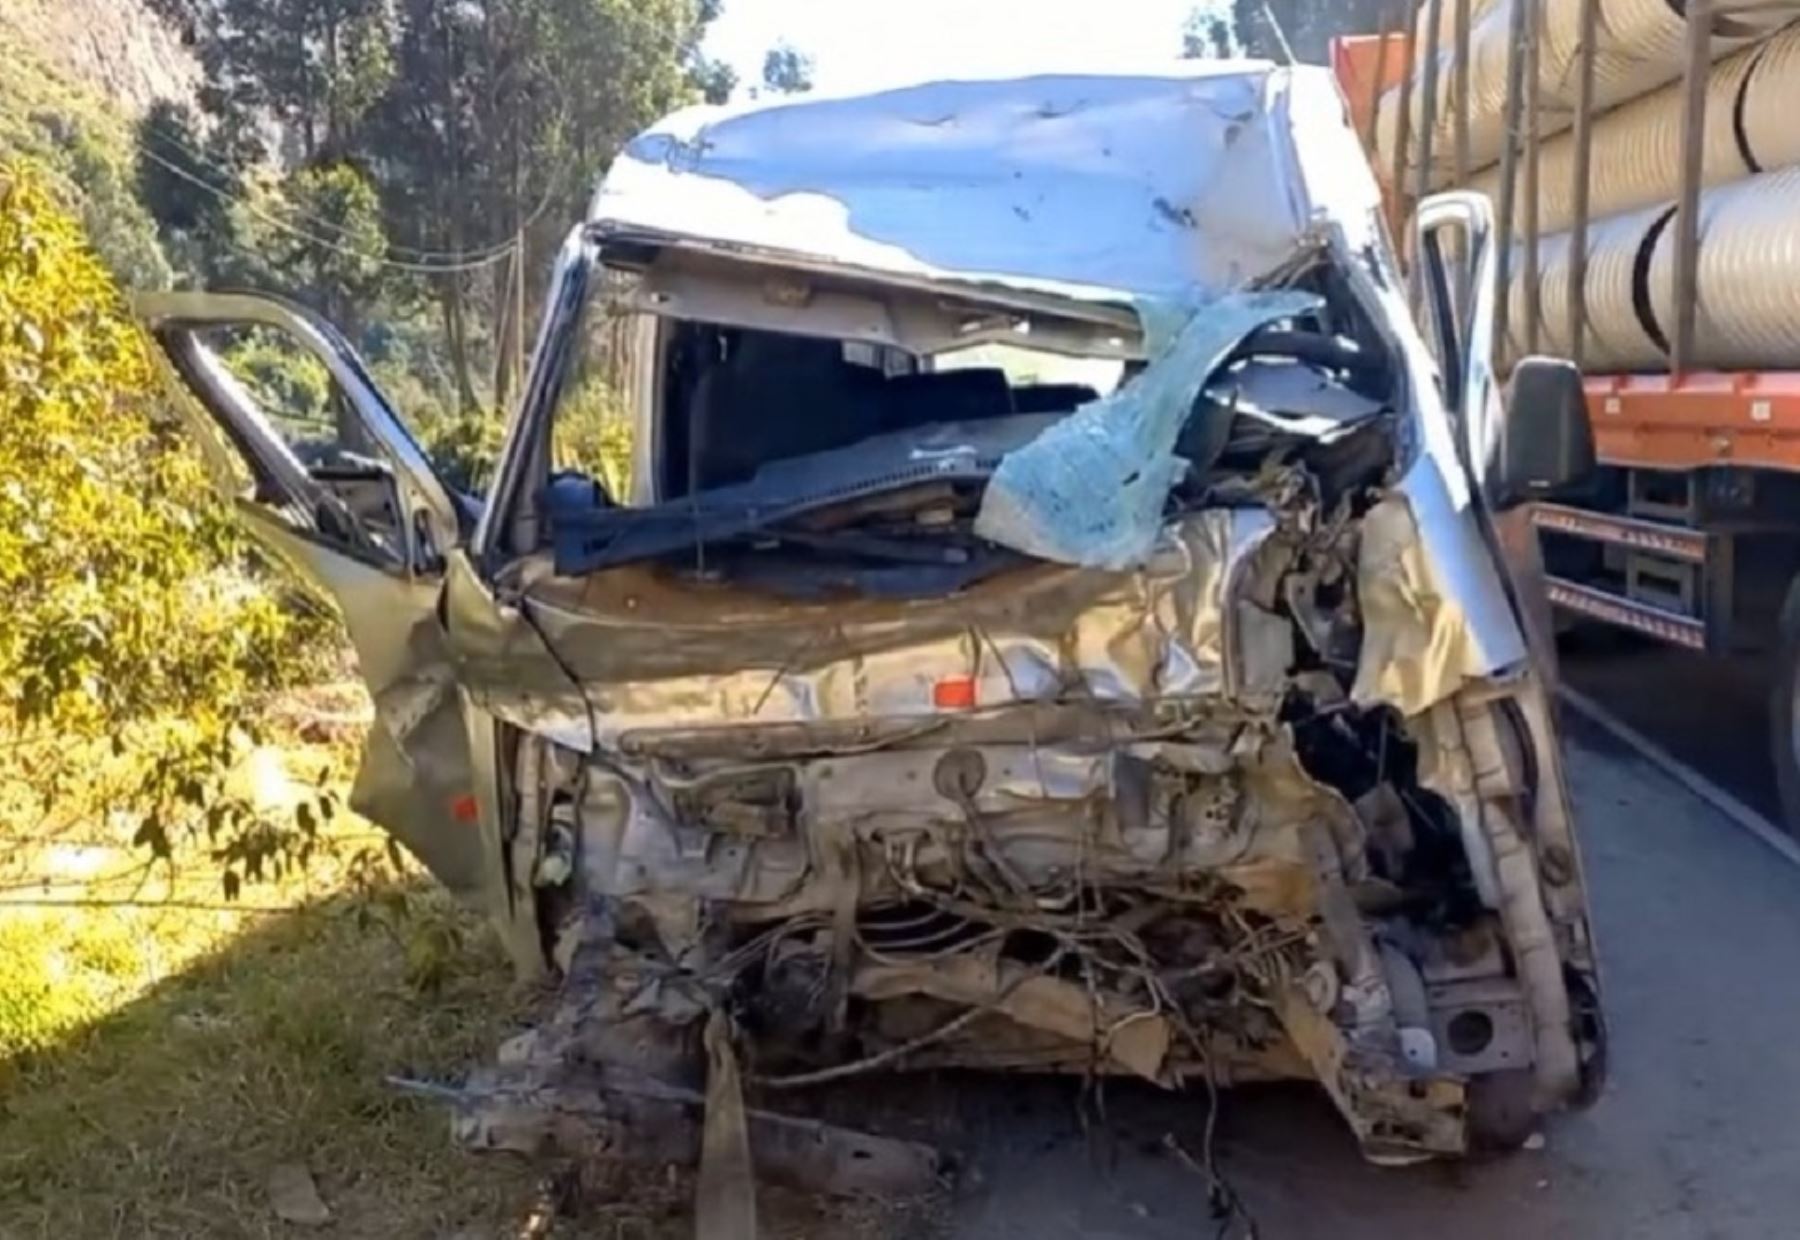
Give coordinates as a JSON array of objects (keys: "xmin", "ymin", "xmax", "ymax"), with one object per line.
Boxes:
[{"xmin": 139, "ymin": 291, "xmax": 465, "ymax": 579}]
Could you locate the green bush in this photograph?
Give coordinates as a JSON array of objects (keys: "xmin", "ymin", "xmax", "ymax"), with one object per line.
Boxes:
[
  {"xmin": 0, "ymin": 162, "xmax": 315, "ymax": 878},
  {"xmin": 0, "ymin": 55, "xmax": 172, "ymax": 289}
]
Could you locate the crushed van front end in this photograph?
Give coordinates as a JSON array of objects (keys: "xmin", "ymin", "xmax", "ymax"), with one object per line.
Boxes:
[
  {"xmin": 463, "ymin": 492, "xmax": 1601, "ymax": 1169},
  {"xmin": 419, "ymin": 61, "xmax": 1603, "ymax": 1201}
]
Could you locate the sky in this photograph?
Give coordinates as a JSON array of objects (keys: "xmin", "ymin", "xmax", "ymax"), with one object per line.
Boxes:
[{"xmin": 703, "ymin": 0, "xmax": 1229, "ymax": 97}]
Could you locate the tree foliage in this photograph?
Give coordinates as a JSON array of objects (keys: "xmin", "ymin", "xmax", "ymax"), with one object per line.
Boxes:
[
  {"xmin": 1228, "ymin": 0, "xmax": 1387, "ymax": 63},
  {"xmin": 159, "ymin": 0, "xmax": 397, "ymax": 162},
  {"xmin": 134, "ymin": 99, "xmax": 271, "ymax": 287},
  {"xmin": 1182, "ymin": 9, "xmax": 1235, "ymax": 59},
  {"xmin": 760, "ymin": 43, "xmax": 815, "ymax": 95},
  {"xmin": 5, "ymin": 1, "xmax": 727, "ymax": 889},
  {"xmin": 249, "ymin": 162, "xmax": 391, "ymax": 331},
  {"xmin": 0, "ymin": 163, "xmax": 323, "ymax": 881},
  {"xmin": 0, "ymin": 50, "xmax": 171, "ymax": 289},
  {"xmin": 135, "ymin": 0, "xmax": 720, "ymax": 424}
]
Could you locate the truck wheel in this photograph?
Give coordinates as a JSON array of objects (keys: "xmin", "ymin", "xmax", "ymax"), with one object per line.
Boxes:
[{"xmin": 1768, "ymin": 573, "xmax": 1800, "ymax": 837}]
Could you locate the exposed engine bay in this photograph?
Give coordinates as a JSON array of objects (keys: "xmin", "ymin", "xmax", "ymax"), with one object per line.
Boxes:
[{"xmin": 456, "ymin": 245, "xmax": 1604, "ymax": 1192}]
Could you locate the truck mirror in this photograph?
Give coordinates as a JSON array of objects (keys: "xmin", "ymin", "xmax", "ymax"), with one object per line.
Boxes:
[{"xmin": 1491, "ymin": 356, "xmax": 1596, "ymax": 512}]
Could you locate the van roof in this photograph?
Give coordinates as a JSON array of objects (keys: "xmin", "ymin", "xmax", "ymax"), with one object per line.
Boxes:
[{"xmin": 589, "ymin": 62, "xmax": 1383, "ymax": 310}]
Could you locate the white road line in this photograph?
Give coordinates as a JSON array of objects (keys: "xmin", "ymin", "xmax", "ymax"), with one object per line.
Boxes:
[{"xmin": 1559, "ymin": 686, "xmax": 1800, "ymax": 871}]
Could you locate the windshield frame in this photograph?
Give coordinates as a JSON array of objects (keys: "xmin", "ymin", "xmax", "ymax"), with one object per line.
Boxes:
[{"xmin": 474, "ymin": 223, "xmax": 1152, "ymax": 574}]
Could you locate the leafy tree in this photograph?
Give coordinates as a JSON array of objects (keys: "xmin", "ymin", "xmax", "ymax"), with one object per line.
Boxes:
[
  {"xmin": 761, "ymin": 43, "xmax": 814, "ymax": 95},
  {"xmin": 247, "ymin": 162, "xmax": 391, "ymax": 334},
  {"xmin": 133, "ymin": 100, "xmax": 271, "ymax": 287},
  {"xmin": 169, "ymin": 0, "xmax": 396, "ymax": 162},
  {"xmin": 686, "ymin": 0, "xmax": 738, "ymax": 104},
  {"xmin": 367, "ymin": 0, "xmax": 715, "ymax": 411},
  {"xmin": 145, "ymin": 0, "xmax": 725, "ymax": 435},
  {"xmin": 1182, "ymin": 9, "xmax": 1235, "ymax": 58},
  {"xmin": 1229, "ymin": 0, "xmax": 1387, "ymax": 63},
  {"xmin": 690, "ymin": 56, "xmax": 739, "ymax": 105},
  {"xmin": 0, "ymin": 162, "xmax": 317, "ymax": 883},
  {"xmin": 0, "ymin": 48, "xmax": 173, "ymax": 288}
]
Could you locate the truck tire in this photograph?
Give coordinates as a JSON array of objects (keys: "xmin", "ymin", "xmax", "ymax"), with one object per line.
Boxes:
[{"xmin": 1768, "ymin": 572, "xmax": 1800, "ymax": 837}]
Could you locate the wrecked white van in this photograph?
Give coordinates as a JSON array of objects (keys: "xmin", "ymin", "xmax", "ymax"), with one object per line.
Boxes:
[{"xmin": 140, "ymin": 61, "xmax": 1606, "ymax": 1198}]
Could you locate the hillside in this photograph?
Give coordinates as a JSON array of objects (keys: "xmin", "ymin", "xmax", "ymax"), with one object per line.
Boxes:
[
  {"xmin": 0, "ymin": 0, "xmax": 199, "ymax": 118},
  {"xmin": 0, "ymin": 0, "xmax": 201, "ymax": 286}
]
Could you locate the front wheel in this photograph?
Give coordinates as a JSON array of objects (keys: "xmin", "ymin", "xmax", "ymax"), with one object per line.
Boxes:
[
  {"xmin": 1465, "ymin": 1069, "xmax": 1538, "ymax": 1152},
  {"xmin": 1766, "ymin": 572, "xmax": 1800, "ymax": 837}
]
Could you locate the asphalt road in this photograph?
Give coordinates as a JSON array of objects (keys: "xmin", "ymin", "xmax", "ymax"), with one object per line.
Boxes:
[
  {"xmin": 1561, "ymin": 639, "xmax": 1780, "ymax": 822},
  {"xmin": 895, "ymin": 721, "xmax": 1800, "ymax": 1240}
]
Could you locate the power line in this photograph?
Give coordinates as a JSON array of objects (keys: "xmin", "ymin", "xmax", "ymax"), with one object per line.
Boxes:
[
  {"xmin": 125, "ymin": 4, "xmax": 706, "ymax": 264},
  {"xmin": 136, "ymin": 142, "xmax": 522, "ymax": 275},
  {"xmin": 139, "ymin": 125, "xmax": 521, "ymax": 264},
  {"xmin": 137, "ymin": 117, "xmax": 566, "ymax": 265},
  {"xmin": 128, "ymin": 5, "xmax": 730, "ymax": 274}
]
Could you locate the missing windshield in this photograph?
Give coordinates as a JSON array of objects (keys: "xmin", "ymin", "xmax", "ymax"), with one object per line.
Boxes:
[{"xmin": 538, "ymin": 253, "xmax": 1397, "ymax": 592}]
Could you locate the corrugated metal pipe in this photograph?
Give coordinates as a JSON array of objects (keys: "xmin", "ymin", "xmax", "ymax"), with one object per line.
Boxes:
[
  {"xmin": 1645, "ymin": 165, "xmax": 1800, "ymax": 370},
  {"xmin": 1505, "ymin": 166, "xmax": 1800, "ymax": 372},
  {"xmin": 1471, "ymin": 21, "xmax": 1800, "ymax": 235},
  {"xmin": 1376, "ymin": 0, "xmax": 1793, "ymax": 188},
  {"xmin": 1503, "ymin": 201, "xmax": 1672, "ymax": 370}
]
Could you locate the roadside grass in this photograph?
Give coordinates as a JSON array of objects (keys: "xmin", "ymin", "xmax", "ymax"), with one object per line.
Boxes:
[
  {"xmin": 0, "ymin": 704, "xmax": 938, "ymax": 1238},
  {"xmin": 0, "ymin": 884, "xmax": 562, "ymax": 1238},
  {"xmin": 0, "ymin": 701, "xmax": 578, "ymax": 1237}
]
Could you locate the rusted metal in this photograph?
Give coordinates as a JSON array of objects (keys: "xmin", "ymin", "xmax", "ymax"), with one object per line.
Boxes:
[
  {"xmin": 1544, "ymin": 577, "xmax": 1710, "ymax": 650},
  {"xmin": 1530, "ymin": 503, "xmax": 1709, "ymax": 562},
  {"xmin": 1524, "ymin": 0, "xmax": 1544, "ymax": 356},
  {"xmin": 1391, "ymin": 0, "xmax": 1424, "ymax": 236},
  {"xmin": 1568, "ymin": 0, "xmax": 1600, "ymax": 368},
  {"xmin": 1414, "ymin": 0, "xmax": 1446, "ymax": 212},
  {"xmin": 1674, "ymin": 0, "xmax": 1713, "ymax": 374},
  {"xmin": 1365, "ymin": 2, "xmax": 1402, "ymax": 153},
  {"xmin": 1492, "ymin": 0, "xmax": 1532, "ymax": 360}
]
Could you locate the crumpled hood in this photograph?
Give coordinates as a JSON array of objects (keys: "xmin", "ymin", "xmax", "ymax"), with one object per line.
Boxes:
[{"xmin": 507, "ymin": 506, "xmax": 1285, "ymax": 750}]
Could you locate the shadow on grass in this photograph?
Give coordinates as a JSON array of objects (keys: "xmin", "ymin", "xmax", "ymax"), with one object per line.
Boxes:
[
  {"xmin": 0, "ymin": 886, "xmax": 941, "ymax": 1240},
  {"xmin": 4, "ymin": 879, "xmax": 1423, "ymax": 1239},
  {"xmin": 0, "ymin": 884, "xmax": 574, "ymax": 1239}
]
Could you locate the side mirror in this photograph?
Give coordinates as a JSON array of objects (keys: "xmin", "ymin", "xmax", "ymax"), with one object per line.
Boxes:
[{"xmin": 1489, "ymin": 356, "xmax": 1596, "ymax": 512}]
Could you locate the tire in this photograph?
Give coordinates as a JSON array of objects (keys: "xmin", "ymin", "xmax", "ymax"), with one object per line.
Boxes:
[
  {"xmin": 1465, "ymin": 1069, "xmax": 1538, "ymax": 1153},
  {"xmin": 1767, "ymin": 572, "xmax": 1800, "ymax": 838}
]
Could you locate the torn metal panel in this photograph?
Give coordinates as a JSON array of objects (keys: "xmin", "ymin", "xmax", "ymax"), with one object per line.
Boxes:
[
  {"xmin": 1275, "ymin": 982, "xmax": 1467, "ymax": 1161},
  {"xmin": 516, "ymin": 506, "xmax": 1280, "ymax": 745},
  {"xmin": 442, "ymin": 552, "xmax": 596, "ymax": 753},
  {"xmin": 973, "ymin": 291, "xmax": 1321, "ymax": 569},
  {"xmin": 851, "ymin": 954, "xmax": 1174, "ymax": 1084},
  {"xmin": 1352, "ymin": 488, "xmax": 1524, "ymax": 718},
  {"xmin": 1425, "ymin": 691, "xmax": 1592, "ymax": 1105},
  {"xmin": 231, "ymin": 514, "xmax": 497, "ymax": 908},
  {"xmin": 1210, "ymin": 357, "xmax": 1388, "ymax": 441},
  {"xmin": 590, "ymin": 66, "xmax": 1372, "ymax": 308}
]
